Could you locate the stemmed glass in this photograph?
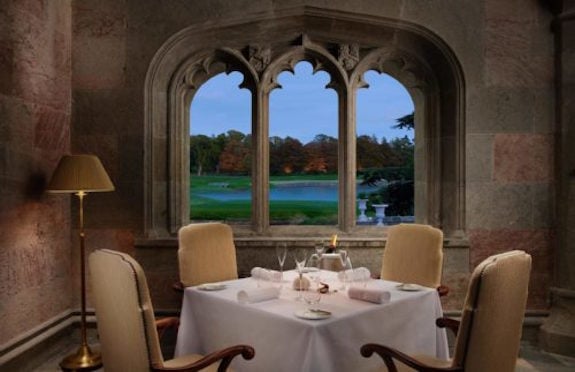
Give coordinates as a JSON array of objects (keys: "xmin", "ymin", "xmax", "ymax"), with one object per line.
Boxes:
[
  {"xmin": 292, "ymin": 248, "xmax": 307, "ymax": 301},
  {"xmin": 314, "ymin": 240, "xmax": 325, "ymax": 270},
  {"xmin": 275, "ymin": 243, "xmax": 287, "ymax": 283},
  {"xmin": 338, "ymin": 250, "xmax": 353, "ymax": 290},
  {"xmin": 314, "ymin": 240, "xmax": 325, "ymax": 256},
  {"xmin": 303, "ymin": 277, "xmax": 322, "ymax": 311},
  {"xmin": 306, "ymin": 252, "xmax": 322, "ymax": 286}
]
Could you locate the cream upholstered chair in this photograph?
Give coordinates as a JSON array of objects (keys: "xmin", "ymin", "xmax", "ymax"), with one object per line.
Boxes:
[
  {"xmin": 178, "ymin": 222, "xmax": 238, "ymax": 288},
  {"xmin": 362, "ymin": 250, "xmax": 532, "ymax": 372},
  {"xmin": 89, "ymin": 249, "xmax": 254, "ymax": 372},
  {"xmin": 380, "ymin": 223, "xmax": 448, "ymax": 296}
]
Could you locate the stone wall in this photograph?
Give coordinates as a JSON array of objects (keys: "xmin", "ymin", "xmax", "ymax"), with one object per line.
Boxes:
[
  {"xmin": 71, "ymin": 0, "xmax": 554, "ymax": 314},
  {"xmin": 0, "ymin": 0, "xmax": 72, "ymax": 347},
  {"xmin": 0, "ymin": 0, "xmax": 561, "ymax": 363}
]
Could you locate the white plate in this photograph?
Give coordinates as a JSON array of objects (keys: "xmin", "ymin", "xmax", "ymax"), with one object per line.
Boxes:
[
  {"xmin": 197, "ymin": 283, "xmax": 227, "ymax": 291},
  {"xmin": 396, "ymin": 283, "xmax": 424, "ymax": 291},
  {"xmin": 294, "ymin": 309, "xmax": 332, "ymax": 320}
]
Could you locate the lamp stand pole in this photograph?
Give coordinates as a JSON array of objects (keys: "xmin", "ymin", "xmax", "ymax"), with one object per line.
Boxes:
[{"xmin": 60, "ymin": 191, "xmax": 102, "ymax": 371}]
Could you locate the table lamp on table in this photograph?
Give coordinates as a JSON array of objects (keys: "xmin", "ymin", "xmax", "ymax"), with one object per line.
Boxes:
[{"xmin": 47, "ymin": 154, "xmax": 114, "ymax": 371}]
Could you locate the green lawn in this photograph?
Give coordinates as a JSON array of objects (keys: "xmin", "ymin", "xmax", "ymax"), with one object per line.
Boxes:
[{"xmin": 190, "ymin": 174, "xmax": 339, "ymax": 224}]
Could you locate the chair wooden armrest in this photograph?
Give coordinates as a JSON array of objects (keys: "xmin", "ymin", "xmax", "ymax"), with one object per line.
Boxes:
[
  {"xmin": 435, "ymin": 317, "xmax": 460, "ymax": 335},
  {"xmin": 360, "ymin": 343, "xmax": 461, "ymax": 372},
  {"xmin": 152, "ymin": 345, "xmax": 255, "ymax": 372},
  {"xmin": 172, "ymin": 281, "xmax": 185, "ymax": 293},
  {"xmin": 437, "ymin": 284, "xmax": 449, "ymax": 297},
  {"xmin": 155, "ymin": 317, "xmax": 180, "ymax": 339}
]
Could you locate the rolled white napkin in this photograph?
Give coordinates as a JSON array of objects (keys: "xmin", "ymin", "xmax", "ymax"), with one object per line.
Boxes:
[
  {"xmin": 347, "ymin": 287, "xmax": 391, "ymax": 304},
  {"xmin": 337, "ymin": 267, "xmax": 371, "ymax": 282},
  {"xmin": 237, "ymin": 287, "xmax": 281, "ymax": 304},
  {"xmin": 250, "ymin": 267, "xmax": 282, "ymax": 282}
]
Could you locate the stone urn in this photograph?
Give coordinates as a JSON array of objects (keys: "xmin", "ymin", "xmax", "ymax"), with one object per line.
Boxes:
[
  {"xmin": 357, "ymin": 198, "xmax": 369, "ymax": 222},
  {"xmin": 372, "ymin": 204, "xmax": 389, "ymax": 226}
]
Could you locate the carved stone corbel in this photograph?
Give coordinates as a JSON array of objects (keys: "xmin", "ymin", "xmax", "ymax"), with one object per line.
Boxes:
[{"xmin": 337, "ymin": 43, "xmax": 360, "ymax": 71}]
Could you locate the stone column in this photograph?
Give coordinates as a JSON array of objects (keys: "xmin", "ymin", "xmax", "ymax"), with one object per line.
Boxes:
[{"xmin": 539, "ymin": 0, "xmax": 575, "ymax": 356}]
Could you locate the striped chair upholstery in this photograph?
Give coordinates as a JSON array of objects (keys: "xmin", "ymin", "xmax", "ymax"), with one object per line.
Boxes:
[
  {"xmin": 362, "ymin": 250, "xmax": 532, "ymax": 372},
  {"xmin": 381, "ymin": 223, "xmax": 444, "ymax": 289},
  {"xmin": 178, "ymin": 222, "xmax": 238, "ymax": 287},
  {"xmin": 89, "ymin": 249, "xmax": 253, "ymax": 372}
]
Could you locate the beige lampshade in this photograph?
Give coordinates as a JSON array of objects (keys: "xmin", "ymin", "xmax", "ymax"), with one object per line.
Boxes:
[{"xmin": 47, "ymin": 155, "xmax": 115, "ymax": 193}]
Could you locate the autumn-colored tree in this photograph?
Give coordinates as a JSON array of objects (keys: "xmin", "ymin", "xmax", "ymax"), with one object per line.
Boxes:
[
  {"xmin": 304, "ymin": 134, "xmax": 337, "ymax": 173},
  {"xmin": 217, "ymin": 130, "xmax": 251, "ymax": 174},
  {"xmin": 270, "ymin": 136, "xmax": 305, "ymax": 175}
]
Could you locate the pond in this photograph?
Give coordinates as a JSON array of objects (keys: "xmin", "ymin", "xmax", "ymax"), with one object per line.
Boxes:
[{"xmin": 193, "ymin": 181, "xmax": 380, "ymax": 202}]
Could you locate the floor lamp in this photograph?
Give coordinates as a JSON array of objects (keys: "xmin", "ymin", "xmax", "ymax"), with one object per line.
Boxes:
[{"xmin": 47, "ymin": 154, "xmax": 114, "ymax": 371}]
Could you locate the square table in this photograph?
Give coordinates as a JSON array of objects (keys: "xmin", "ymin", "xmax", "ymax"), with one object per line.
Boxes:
[{"xmin": 175, "ymin": 270, "xmax": 448, "ymax": 372}]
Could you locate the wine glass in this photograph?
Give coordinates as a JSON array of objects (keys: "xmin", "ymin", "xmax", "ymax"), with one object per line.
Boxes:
[
  {"xmin": 275, "ymin": 243, "xmax": 287, "ymax": 282},
  {"xmin": 303, "ymin": 277, "xmax": 322, "ymax": 310},
  {"xmin": 314, "ymin": 240, "xmax": 325, "ymax": 256},
  {"xmin": 292, "ymin": 248, "xmax": 307, "ymax": 301},
  {"xmin": 338, "ymin": 252, "xmax": 353, "ymax": 290},
  {"xmin": 306, "ymin": 253, "xmax": 322, "ymax": 283}
]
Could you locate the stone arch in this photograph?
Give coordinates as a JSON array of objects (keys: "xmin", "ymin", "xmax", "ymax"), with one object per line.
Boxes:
[
  {"xmin": 143, "ymin": 7, "xmax": 465, "ymax": 239},
  {"xmin": 351, "ymin": 47, "xmax": 446, "ymax": 232},
  {"xmin": 256, "ymin": 39, "xmax": 350, "ymax": 230}
]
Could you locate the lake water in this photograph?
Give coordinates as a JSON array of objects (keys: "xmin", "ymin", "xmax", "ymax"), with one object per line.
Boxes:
[{"xmin": 194, "ymin": 182, "xmax": 380, "ymax": 202}]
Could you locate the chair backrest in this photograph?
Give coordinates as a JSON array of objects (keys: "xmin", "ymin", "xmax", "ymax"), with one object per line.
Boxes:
[
  {"xmin": 452, "ymin": 250, "xmax": 532, "ymax": 372},
  {"xmin": 89, "ymin": 249, "xmax": 164, "ymax": 372},
  {"xmin": 380, "ymin": 223, "xmax": 444, "ymax": 288},
  {"xmin": 178, "ymin": 222, "xmax": 238, "ymax": 287}
]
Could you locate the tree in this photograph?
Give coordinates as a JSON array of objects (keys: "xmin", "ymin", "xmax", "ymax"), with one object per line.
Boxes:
[
  {"xmin": 270, "ymin": 136, "xmax": 305, "ymax": 175},
  {"xmin": 190, "ymin": 134, "xmax": 216, "ymax": 176},
  {"xmin": 304, "ymin": 134, "xmax": 338, "ymax": 173},
  {"xmin": 357, "ymin": 135, "xmax": 385, "ymax": 169},
  {"xmin": 390, "ymin": 136, "xmax": 414, "ymax": 170},
  {"xmin": 392, "ymin": 111, "xmax": 414, "ymax": 130},
  {"xmin": 215, "ymin": 130, "xmax": 252, "ymax": 174}
]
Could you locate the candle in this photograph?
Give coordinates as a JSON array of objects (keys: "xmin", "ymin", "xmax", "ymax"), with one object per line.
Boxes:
[{"xmin": 330, "ymin": 234, "xmax": 338, "ymax": 247}]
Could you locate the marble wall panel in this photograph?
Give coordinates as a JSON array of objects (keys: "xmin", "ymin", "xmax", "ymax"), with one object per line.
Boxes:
[
  {"xmin": 467, "ymin": 87, "xmax": 540, "ymax": 134},
  {"xmin": 484, "ymin": 0, "xmax": 553, "ymax": 88},
  {"xmin": 466, "ymin": 134, "xmax": 493, "ymax": 182},
  {"xmin": 467, "ymin": 183, "xmax": 534, "ymax": 229},
  {"xmin": 493, "ymin": 134, "xmax": 553, "ymax": 183},
  {"xmin": 468, "ymin": 228, "xmax": 553, "ymax": 309},
  {"xmin": 0, "ymin": 0, "xmax": 73, "ymax": 347},
  {"xmin": 73, "ymin": 1, "xmax": 127, "ymax": 90}
]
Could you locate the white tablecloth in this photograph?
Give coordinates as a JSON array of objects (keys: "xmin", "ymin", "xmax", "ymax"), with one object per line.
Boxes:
[{"xmin": 175, "ymin": 270, "xmax": 448, "ymax": 372}]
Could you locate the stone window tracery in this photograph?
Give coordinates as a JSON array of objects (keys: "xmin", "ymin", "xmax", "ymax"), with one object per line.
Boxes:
[{"xmin": 144, "ymin": 11, "xmax": 465, "ymax": 240}]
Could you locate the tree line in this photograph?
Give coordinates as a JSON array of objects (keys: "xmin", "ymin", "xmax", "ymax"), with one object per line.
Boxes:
[{"xmin": 190, "ymin": 130, "xmax": 414, "ymax": 176}]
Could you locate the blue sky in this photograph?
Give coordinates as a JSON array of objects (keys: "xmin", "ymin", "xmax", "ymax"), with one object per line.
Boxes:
[{"xmin": 190, "ymin": 62, "xmax": 414, "ymax": 143}]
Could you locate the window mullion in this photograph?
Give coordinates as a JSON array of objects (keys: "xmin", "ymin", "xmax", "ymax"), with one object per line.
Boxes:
[
  {"xmin": 339, "ymin": 86, "xmax": 356, "ymax": 232},
  {"xmin": 253, "ymin": 86, "xmax": 269, "ymax": 233}
]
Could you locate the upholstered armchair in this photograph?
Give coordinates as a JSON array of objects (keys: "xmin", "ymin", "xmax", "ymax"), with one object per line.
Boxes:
[
  {"xmin": 174, "ymin": 222, "xmax": 239, "ymax": 291},
  {"xmin": 362, "ymin": 250, "xmax": 532, "ymax": 372},
  {"xmin": 380, "ymin": 223, "xmax": 449, "ymax": 296},
  {"xmin": 89, "ymin": 249, "xmax": 254, "ymax": 372}
]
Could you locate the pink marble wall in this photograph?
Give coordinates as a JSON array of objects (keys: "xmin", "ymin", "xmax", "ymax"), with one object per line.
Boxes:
[{"xmin": 0, "ymin": 0, "xmax": 72, "ymax": 346}]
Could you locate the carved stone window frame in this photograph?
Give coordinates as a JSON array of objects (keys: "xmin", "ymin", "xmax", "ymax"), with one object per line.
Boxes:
[{"xmin": 143, "ymin": 8, "xmax": 466, "ymax": 240}]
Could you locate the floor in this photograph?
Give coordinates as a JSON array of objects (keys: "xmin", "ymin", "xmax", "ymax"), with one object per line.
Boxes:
[{"xmin": 22, "ymin": 337, "xmax": 575, "ymax": 372}]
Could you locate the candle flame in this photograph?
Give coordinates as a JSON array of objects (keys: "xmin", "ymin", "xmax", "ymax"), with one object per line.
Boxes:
[{"xmin": 331, "ymin": 234, "xmax": 338, "ymax": 247}]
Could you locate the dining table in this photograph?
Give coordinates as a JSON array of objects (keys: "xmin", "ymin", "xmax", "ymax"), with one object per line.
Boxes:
[{"xmin": 174, "ymin": 269, "xmax": 449, "ymax": 372}]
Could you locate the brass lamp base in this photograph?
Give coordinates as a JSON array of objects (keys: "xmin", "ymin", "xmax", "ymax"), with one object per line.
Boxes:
[{"xmin": 59, "ymin": 344, "xmax": 102, "ymax": 371}]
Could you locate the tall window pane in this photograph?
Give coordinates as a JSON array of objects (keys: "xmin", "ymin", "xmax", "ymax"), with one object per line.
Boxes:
[
  {"xmin": 356, "ymin": 71, "xmax": 414, "ymax": 225},
  {"xmin": 189, "ymin": 72, "xmax": 252, "ymax": 224},
  {"xmin": 269, "ymin": 62, "xmax": 338, "ymax": 225}
]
